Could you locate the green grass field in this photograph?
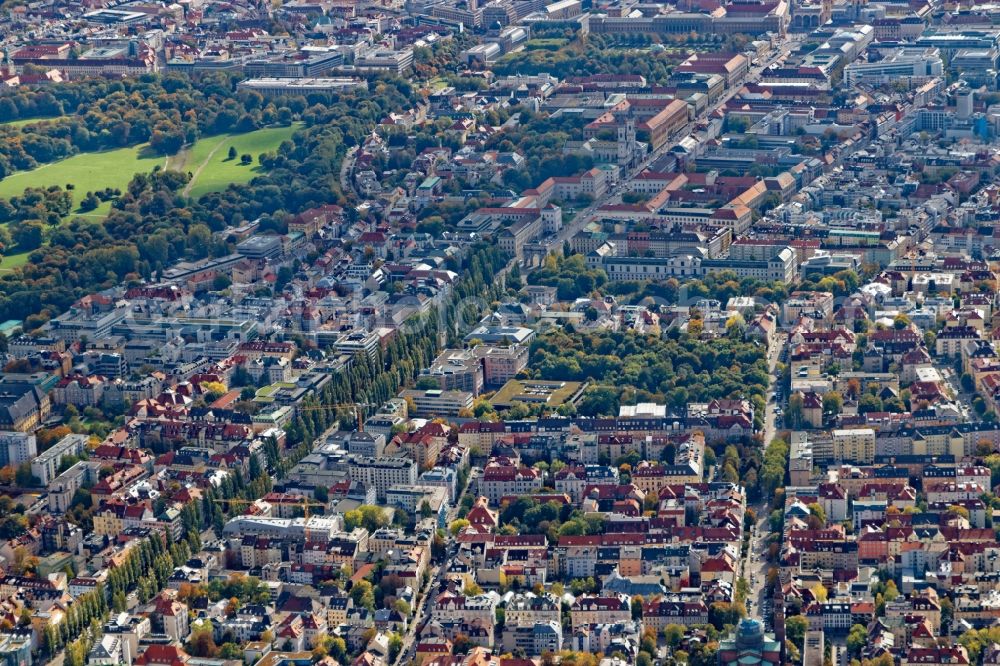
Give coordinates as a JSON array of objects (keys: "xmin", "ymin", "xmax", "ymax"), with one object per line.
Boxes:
[
  {"xmin": 0, "ymin": 144, "xmax": 165, "ymax": 215},
  {"xmin": 0, "ymin": 249, "xmax": 31, "ymax": 274},
  {"xmin": 0, "ymin": 143, "xmax": 158, "ymax": 274},
  {"xmin": 426, "ymin": 76, "xmax": 450, "ymax": 92},
  {"xmin": 1, "ymin": 115, "xmax": 64, "ymax": 128},
  {"xmin": 525, "ymin": 38, "xmax": 570, "ymax": 50},
  {"xmin": 0, "ymin": 124, "xmax": 301, "ymax": 273},
  {"xmin": 0, "ymin": 124, "xmax": 300, "ymax": 211},
  {"xmin": 168, "ymin": 123, "xmax": 300, "ymax": 199}
]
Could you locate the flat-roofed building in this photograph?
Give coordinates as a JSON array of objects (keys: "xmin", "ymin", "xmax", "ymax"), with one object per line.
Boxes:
[
  {"xmin": 237, "ymin": 77, "xmax": 368, "ymax": 97},
  {"xmin": 832, "ymin": 428, "xmax": 876, "ymax": 464},
  {"xmin": 31, "ymin": 434, "xmax": 87, "ymax": 485},
  {"xmin": 397, "ymin": 389, "xmax": 474, "ymax": 417},
  {"xmin": 245, "ymin": 48, "xmax": 344, "ymax": 77},
  {"xmin": 475, "ymin": 345, "xmax": 529, "ymax": 389},
  {"xmin": 346, "ymin": 456, "xmax": 418, "ymax": 502},
  {"xmin": 420, "ymin": 349, "xmax": 485, "ymax": 396},
  {"xmin": 0, "ymin": 432, "xmax": 37, "ymax": 467}
]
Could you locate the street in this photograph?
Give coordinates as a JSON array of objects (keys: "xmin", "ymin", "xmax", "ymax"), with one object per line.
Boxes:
[
  {"xmin": 739, "ymin": 330, "xmax": 786, "ymax": 622},
  {"xmin": 394, "ymin": 466, "xmax": 471, "ymax": 664},
  {"xmin": 940, "ymin": 365, "xmax": 977, "ymax": 423},
  {"xmin": 394, "ymin": 563, "xmax": 440, "ymax": 665},
  {"xmin": 743, "ymin": 501, "xmax": 772, "ymax": 623},
  {"xmin": 340, "ymin": 146, "xmax": 359, "ymax": 198},
  {"xmin": 762, "ymin": 331, "xmax": 787, "ymax": 448}
]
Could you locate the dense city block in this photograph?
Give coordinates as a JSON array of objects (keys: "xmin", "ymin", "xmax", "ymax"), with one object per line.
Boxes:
[{"xmin": 2, "ymin": 1, "xmax": 1000, "ymax": 666}]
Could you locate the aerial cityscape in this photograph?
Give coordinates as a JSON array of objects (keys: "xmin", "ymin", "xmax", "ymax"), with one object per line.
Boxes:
[{"xmin": 0, "ymin": 0, "xmax": 998, "ymax": 665}]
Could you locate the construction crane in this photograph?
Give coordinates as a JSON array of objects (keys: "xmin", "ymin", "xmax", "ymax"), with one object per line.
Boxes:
[
  {"xmin": 294, "ymin": 402, "xmax": 377, "ymax": 432},
  {"xmin": 291, "ymin": 497, "xmax": 327, "ymax": 521},
  {"xmin": 213, "ymin": 497, "xmax": 255, "ymax": 515},
  {"xmin": 214, "ymin": 496, "xmax": 327, "ymax": 520}
]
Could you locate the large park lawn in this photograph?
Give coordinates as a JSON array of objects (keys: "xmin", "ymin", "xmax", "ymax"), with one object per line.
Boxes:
[
  {"xmin": 0, "ymin": 250, "xmax": 31, "ymax": 274},
  {"xmin": 0, "ymin": 123, "xmax": 300, "ymax": 211},
  {"xmin": 0, "ymin": 123, "xmax": 301, "ymax": 273},
  {"xmin": 167, "ymin": 123, "xmax": 300, "ymax": 199},
  {"xmin": 0, "ymin": 144, "xmax": 165, "ymax": 216},
  {"xmin": 1, "ymin": 116, "xmax": 64, "ymax": 128}
]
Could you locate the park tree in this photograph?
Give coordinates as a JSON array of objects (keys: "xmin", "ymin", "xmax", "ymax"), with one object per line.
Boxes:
[
  {"xmin": 350, "ymin": 580, "xmax": 375, "ymax": 611},
  {"xmin": 847, "ymin": 624, "xmax": 868, "ymax": 657},
  {"xmin": 785, "ymin": 393, "xmax": 804, "ymax": 428},
  {"xmin": 823, "ymin": 391, "xmax": 843, "ymax": 416},
  {"xmin": 785, "ymin": 615, "xmax": 808, "ymax": 649},
  {"xmin": 708, "ymin": 601, "xmax": 744, "ymax": 629},
  {"xmin": 449, "ymin": 518, "xmax": 470, "ymax": 536}
]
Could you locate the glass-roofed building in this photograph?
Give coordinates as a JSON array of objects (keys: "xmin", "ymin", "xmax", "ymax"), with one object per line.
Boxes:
[{"xmin": 718, "ymin": 618, "xmax": 782, "ymax": 666}]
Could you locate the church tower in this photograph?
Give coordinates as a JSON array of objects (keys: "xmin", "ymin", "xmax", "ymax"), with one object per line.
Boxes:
[
  {"xmin": 773, "ymin": 583, "xmax": 787, "ymax": 663},
  {"xmin": 613, "ymin": 103, "xmax": 637, "ymax": 168}
]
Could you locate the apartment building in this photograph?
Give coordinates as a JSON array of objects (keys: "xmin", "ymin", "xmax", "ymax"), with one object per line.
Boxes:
[
  {"xmin": 505, "ymin": 593, "xmax": 561, "ymax": 628},
  {"xmin": 642, "ymin": 598, "xmax": 710, "ymax": 628},
  {"xmin": 31, "ymin": 434, "xmax": 88, "ymax": 485},
  {"xmin": 479, "ymin": 457, "xmax": 544, "ymax": 503},
  {"xmin": 832, "ymin": 428, "xmax": 876, "ymax": 464},
  {"xmin": 398, "ymin": 389, "xmax": 474, "ymax": 417},
  {"xmin": 0, "ymin": 432, "xmax": 37, "ymax": 467},
  {"xmin": 346, "ymin": 456, "xmax": 418, "ymax": 502},
  {"xmin": 420, "ymin": 349, "xmax": 485, "ymax": 396},
  {"xmin": 570, "ymin": 594, "xmax": 631, "ymax": 630},
  {"xmin": 475, "ymin": 345, "xmax": 529, "ymax": 389}
]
